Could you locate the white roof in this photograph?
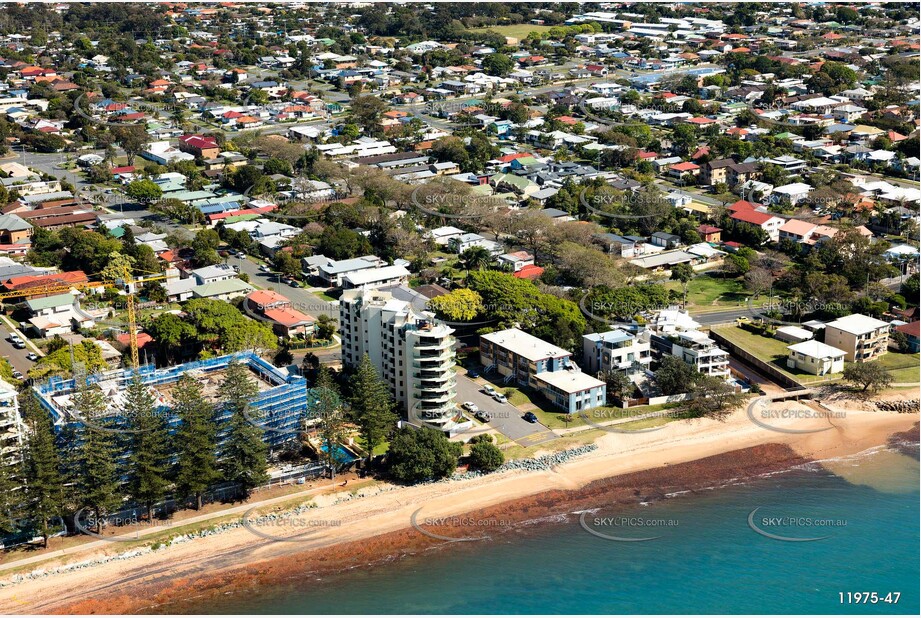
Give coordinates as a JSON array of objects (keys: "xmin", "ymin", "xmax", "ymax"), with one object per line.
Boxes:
[
  {"xmin": 788, "ymin": 340, "xmax": 846, "ymax": 359},
  {"xmin": 826, "ymin": 313, "xmax": 889, "ymax": 336},
  {"xmin": 534, "ymin": 369, "xmax": 605, "ymax": 393},
  {"xmin": 342, "ymin": 265, "xmax": 410, "ymax": 286},
  {"xmin": 776, "ymin": 325, "xmax": 813, "ymax": 340},
  {"xmin": 481, "ymin": 327, "xmax": 570, "ymax": 361}
]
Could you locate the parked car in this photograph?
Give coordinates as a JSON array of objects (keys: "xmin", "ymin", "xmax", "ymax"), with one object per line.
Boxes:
[
  {"xmin": 523, "ymin": 412, "xmax": 538, "ymax": 423},
  {"xmin": 474, "ymin": 410, "xmax": 491, "ymax": 423},
  {"xmin": 467, "ymin": 370, "xmax": 480, "ymax": 379},
  {"xmin": 12, "ymin": 341, "xmax": 25, "ymax": 349},
  {"xmin": 259, "ymin": 264, "xmax": 271, "ymax": 272},
  {"xmin": 492, "ymin": 393, "xmax": 508, "ymax": 404},
  {"xmin": 482, "ymin": 385, "xmax": 496, "ymax": 396},
  {"xmin": 461, "ymin": 401, "xmax": 478, "ymax": 413},
  {"xmin": 26, "ymin": 352, "xmax": 38, "ymax": 361},
  {"xmin": 11, "ymin": 370, "xmax": 23, "ymax": 380},
  {"xmin": 289, "ymin": 280, "xmax": 300, "ymax": 288}
]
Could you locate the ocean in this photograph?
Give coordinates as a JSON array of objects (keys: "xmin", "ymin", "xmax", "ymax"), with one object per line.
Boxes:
[{"xmin": 190, "ymin": 442, "xmax": 919, "ymax": 615}]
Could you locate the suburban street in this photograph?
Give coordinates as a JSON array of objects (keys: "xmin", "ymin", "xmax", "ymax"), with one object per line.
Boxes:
[{"xmin": 231, "ymin": 254, "xmax": 339, "ymax": 320}]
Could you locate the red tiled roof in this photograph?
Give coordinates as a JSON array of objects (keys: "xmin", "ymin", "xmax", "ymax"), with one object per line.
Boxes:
[
  {"xmin": 116, "ymin": 332, "xmax": 154, "ymax": 348},
  {"xmin": 263, "ymin": 307, "xmax": 315, "ymax": 328},
  {"xmin": 513, "ymin": 264, "xmax": 544, "ymax": 280},
  {"xmin": 731, "ymin": 209, "xmax": 775, "ymax": 226},
  {"xmin": 895, "ymin": 321, "xmax": 919, "ymax": 338}
]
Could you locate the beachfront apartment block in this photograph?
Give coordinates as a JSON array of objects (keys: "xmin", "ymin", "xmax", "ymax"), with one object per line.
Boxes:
[
  {"xmin": 582, "ymin": 329, "xmax": 652, "ymax": 378},
  {"xmin": 480, "ymin": 328, "xmax": 606, "ymax": 414},
  {"xmin": 823, "ymin": 313, "xmax": 890, "ymax": 362},
  {"xmin": 669, "ymin": 331, "xmax": 731, "ymax": 377},
  {"xmin": 339, "ymin": 289, "xmax": 469, "ymax": 435},
  {"xmin": 0, "ymin": 378, "xmax": 24, "ymax": 474}
]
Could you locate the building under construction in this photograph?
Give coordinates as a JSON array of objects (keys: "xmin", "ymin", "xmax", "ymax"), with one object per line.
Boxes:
[{"xmin": 33, "ymin": 351, "xmax": 316, "ymax": 447}]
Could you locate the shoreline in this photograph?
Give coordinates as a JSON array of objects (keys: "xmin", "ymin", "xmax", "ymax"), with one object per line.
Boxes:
[{"xmin": 0, "ymin": 395, "xmax": 916, "ymax": 614}]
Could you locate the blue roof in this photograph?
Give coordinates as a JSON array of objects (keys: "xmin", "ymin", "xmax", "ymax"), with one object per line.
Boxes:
[{"xmin": 198, "ymin": 203, "xmax": 232, "ymax": 214}]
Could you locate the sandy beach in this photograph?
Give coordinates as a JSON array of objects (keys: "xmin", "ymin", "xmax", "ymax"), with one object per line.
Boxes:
[{"xmin": 0, "ymin": 390, "xmax": 917, "ymax": 615}]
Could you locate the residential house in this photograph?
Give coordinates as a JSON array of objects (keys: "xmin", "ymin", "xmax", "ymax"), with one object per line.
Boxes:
[{"xmin": 786, "ymin": 340, "xmax": 846, "ymax": 375}]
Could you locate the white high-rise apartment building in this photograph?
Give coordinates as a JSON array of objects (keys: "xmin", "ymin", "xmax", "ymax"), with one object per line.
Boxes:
[{"xmin": 339, "ymin": 289, "xmax": 470, "ymax": 435}]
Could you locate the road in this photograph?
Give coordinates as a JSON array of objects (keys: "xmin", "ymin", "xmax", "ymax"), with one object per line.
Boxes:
[
  {"xmin": 0, "ymin": 323, "xmax": 36, "ymax": 375},
  {"xmin": 691, "ymin": 307, "xmax": 753, "ymax": 326},
  {"xmin": 454, "ymin": 373, "xmax": 557, "ymax": 446},
  {"xmin": 232, "ymin": 254, "xmax": 339, "ymax": 320}
]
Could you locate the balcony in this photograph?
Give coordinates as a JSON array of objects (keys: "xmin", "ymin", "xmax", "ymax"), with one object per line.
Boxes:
[{"xmin": 413, "ymin": 389, "xmax": 456, "ymax": 404}]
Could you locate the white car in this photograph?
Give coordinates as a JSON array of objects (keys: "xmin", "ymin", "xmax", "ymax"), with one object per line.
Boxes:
[
  {"xmin": 461, "ymin": 401, "xmax": 478, "ymax": 413},
  {"xmin": 481, "ymin": 385, "xmax": 496, "ymax": 396},
  {"xmin": 26, "ymin": 352, "xmax": 38, "ymax": 361},
  {"xmin": 492, "ymin": 393, "xmax": 508, "ymax": 404}
]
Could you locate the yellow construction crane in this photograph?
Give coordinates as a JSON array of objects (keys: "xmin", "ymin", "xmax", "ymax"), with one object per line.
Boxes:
[{"xmin": 0, "ymin": 271, "xmax": 170, "ymax": 370}]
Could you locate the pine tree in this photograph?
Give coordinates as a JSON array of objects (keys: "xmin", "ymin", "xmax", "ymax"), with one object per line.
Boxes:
[
  {"xmin": 348, "ymin": 355, "xmax": 398, "ymax": 465},
  {"xmin": 0, "ymin": 453, "xmax": 20, "ymax": 535},
  {"xmin": 218, "ymin": 361, "xmax": 267, "ymax": 500},
  {"xmin": 315, "ymin": 366, "xmax": 345, "ymax": 480},
  {"xmin": 20, "ymin": 394, "xmax": 64, "ymax": 547},
  {"xmin": 125, "ymin": 378, "xmax": 170, "ymax": 521},
  {"xmin": 73, "ymin": 383, "xmax": 122, "ymax": 533},
  {"xmin": 173, "ymin": 375, "xmax": 220, "ymax": 510}
]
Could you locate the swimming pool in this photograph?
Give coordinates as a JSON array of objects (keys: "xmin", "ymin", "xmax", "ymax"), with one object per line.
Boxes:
[{"xmin": 320, "ymin": 443, "xmax": 359, "ymax": 464}]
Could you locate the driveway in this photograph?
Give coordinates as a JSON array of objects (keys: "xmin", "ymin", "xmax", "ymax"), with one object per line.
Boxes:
[{"xmin": 455, "ymin": 373, "xmax": 557, "ymax": 446}]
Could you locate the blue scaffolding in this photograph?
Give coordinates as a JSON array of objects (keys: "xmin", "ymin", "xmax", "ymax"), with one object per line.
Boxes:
[{"xmin": 33, "ymin": 351, "xmax": 320, "ymax": 448}]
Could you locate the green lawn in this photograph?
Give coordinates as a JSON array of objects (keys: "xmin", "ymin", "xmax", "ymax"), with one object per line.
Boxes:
[
  {"xmin": 874, "ymin": 351, "xmax": 921, "ymax": 384},
  {"xmin": 712, "ymin": 325, "xmax": 841, "ymax": 385},
  {"xmin": 665, "ymin": 274, "xmax": 770, "ymax": 312},
  {"xmin": 713, "ymin": 326, "xmax": 920, "ymax": 386},
  {"xmin": 467, "ymin": 24, "xmax": 554, "ymax": 40}
]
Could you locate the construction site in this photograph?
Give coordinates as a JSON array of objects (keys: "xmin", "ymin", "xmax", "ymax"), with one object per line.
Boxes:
[{"xmin": 33, "ymin": 351, "xmax": 314, "ymax": 447}]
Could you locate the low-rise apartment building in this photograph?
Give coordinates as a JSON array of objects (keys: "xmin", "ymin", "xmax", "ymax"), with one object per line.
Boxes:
[
  {"xmin": 480, "ymin": 328, "xmax": 606, "ymax": 413},
  {"xmin": 824, "ymin": 314, "xmax": 890, "ymax": 362},
  {"xmin": 582, "ymin": 329, "xmax": 652, "ymax": 378}
]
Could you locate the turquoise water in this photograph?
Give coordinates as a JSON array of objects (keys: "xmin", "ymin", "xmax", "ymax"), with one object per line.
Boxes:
[
  {"xmin": 191, "ymin": 443, "xmax": 919, "ymax": 614},
  {"xmin": 319, "ymin": 443, "xmax": 359, "ymax": 464}
]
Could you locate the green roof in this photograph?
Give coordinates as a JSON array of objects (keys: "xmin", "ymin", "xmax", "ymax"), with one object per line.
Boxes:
[
  {"xmin": 25, "ymin": 293, "xmax": 75, "ymax": 312},
  {"xmin": 224, "ymin": 213, "xmax": 263, "ymax": 223},
  {"xmin": 109, "ymin": 226, "xmax": 126, "ymax": 238}
]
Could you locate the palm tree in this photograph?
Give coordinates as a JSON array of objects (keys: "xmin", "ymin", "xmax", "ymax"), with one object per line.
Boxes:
[{"xmin": 460, "ymin": 246, "xmax": 492, "ymax": 272}]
